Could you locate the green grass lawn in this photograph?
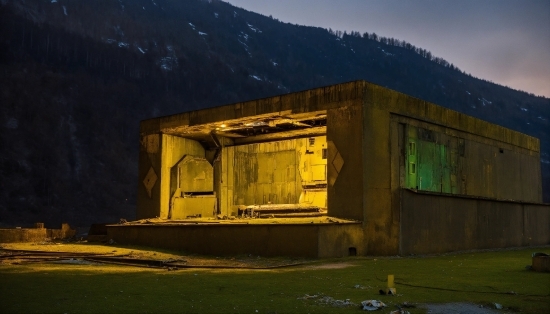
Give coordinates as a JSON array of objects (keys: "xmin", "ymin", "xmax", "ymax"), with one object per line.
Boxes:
[{"xmin": 1, "ymin": 246, "xmax": 548, "ymax": 313}]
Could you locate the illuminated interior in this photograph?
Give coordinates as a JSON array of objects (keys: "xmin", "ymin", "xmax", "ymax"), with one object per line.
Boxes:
[{"xmin": 162, "ymin": 110, "xmax": 328, "ymax": 219}]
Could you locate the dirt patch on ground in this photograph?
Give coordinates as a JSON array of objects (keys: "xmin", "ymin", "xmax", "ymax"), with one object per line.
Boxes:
[
  {"xmin": 422, "ymin": 302, "xmax": 499, "ymax": 313},
  {"xmin": 306, "ymin": 262, "xmax": 357, "ymax": 269},
  {"xmin": 0, "ymin": 242, "xmax": 315, "ymax": 269}
]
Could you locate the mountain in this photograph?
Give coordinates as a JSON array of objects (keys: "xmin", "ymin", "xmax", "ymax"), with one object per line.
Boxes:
[{"xmin": 1, "ymin": 0, "xmax": 548, "ymax": 228}]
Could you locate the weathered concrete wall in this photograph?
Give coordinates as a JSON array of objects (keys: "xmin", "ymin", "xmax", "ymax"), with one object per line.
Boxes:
[
  {"xmin": 327, "ymin": 105, "xmax": 364, "ymax": 222},
  {"xmin": 363, "ymin": 90, "xmax": 398, "ymax": 255},
  {"xmin": 462, "ymin": 139, "xmax": 541, "ymax": 201},
  {"xmin": 317, "ymin": 224, "xmax": 364, "ymax": 257},
  {"xmin": 0, "ymin": 224, "xmax": 75, "ymax": 243},
  {"xmin": 107, "ymin": 223, "xmax": 362, "ymax": 257},
  {"xmin": 0, "ymin": 228, "xmax": 47, "ymax": 243},
  {"xmin": 400, "ymin": 189, "xmax": 550, "ymax": 255},
  {"xmin": 367, "ymin": 83, "xmax": 539, "ymax": 153},
  {"xmin": 137, "ymin": 134, "xmax": 162, "ymax": 219},
  {"xmin": 47, "ymin": 223, "xmax": 76, "ymax": 240},
  {"xmin": 395, "ymin": 116, "xmax": 541, "ymax": 202},
  {"xmin": 362, "ymin": 82, "xmax": 542, "ymax": 255}
]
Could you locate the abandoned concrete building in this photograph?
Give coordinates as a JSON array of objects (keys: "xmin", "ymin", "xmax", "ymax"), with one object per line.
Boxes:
[{"xmin": 107, "ymin": 80, "xmax": 550, "ymax": 257}]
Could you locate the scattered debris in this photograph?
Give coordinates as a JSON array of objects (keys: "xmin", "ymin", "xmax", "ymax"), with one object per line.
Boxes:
[
  {"xmin": 361, "ymin": 300, "xmax": 386, "ymax": 311},
  {"xmin": 52, "ymin": 258, "xmax": 99, "ymax": 265},
  {"xmin": 318, "ymin": 296, "xmax": 355, "ymax": 307},
  {"xmin": 297, "ymin": 294, "xmax": 318, "ymax": 300},
  {"xmin": 399, "ymin": 302, "xmax": 415, "ymax": 308},
  {"xmin": 297, "ymin": 294, "xmax": 356, "ymax": 308},
  {"xmin": 390, "ymin": 310, "xmax": 410, "ymax": 314},
  {"xmin": 379, "ymin": 289, "xmax": 396, "ymax": 295},
  {"xmin": 493, "ymin": 303, "xmax": 503, "ymax": 309},
  {"xmin": 354, "ymin": 284, "xmax": 370, "ymax": 289}
]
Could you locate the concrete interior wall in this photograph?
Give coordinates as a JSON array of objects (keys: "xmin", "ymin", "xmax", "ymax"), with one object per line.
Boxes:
[
  {"xmin": 216, "ymin": 137, "xmax": 327, "ymax": 216},
  {"xmin": 160, "ymin": 136, "xmax": 206, "ymax": 219},
  {"xmin": 137, "ymin": 134, "xmax": 205, "ymax": 219}
]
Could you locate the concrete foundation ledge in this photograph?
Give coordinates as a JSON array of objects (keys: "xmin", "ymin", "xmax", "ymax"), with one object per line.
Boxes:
[{"xmin": 106, "ymin": 219, "xmax": 363, "ymax": 258}]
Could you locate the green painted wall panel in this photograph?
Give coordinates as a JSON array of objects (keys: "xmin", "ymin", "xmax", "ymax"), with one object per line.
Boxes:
[{"xmin": 406, "ymin": 126, "xmax": 455, "ymax": 194}]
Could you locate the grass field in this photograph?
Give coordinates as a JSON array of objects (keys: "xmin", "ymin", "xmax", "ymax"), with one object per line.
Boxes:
[{"xmin": 0, "ymin": 243, "xmax": 548, "ymax": 313}]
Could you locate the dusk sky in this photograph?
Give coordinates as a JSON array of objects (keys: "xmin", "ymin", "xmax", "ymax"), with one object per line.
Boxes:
[{"xmin": 225, "ymin": 0, "xmax": 550, "ymax": 98}]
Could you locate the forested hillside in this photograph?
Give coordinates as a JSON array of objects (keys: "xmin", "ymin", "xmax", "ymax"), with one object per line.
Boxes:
[{"xmin": 1, "ymin": 0, "xmax": 548, "ymax": 228}]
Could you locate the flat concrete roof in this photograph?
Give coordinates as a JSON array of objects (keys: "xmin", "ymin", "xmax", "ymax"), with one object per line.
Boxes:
[{"xmin": 140, "ymin": 80, "xmax": 539, "ymax": 152}]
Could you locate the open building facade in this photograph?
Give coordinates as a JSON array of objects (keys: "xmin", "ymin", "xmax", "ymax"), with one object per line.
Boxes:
[{"xmin": 107, "ymin": 81, "xmax": 550, "ymax": 257}]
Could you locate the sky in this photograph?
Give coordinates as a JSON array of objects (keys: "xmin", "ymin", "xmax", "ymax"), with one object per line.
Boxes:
[{"xmin": 225, "ymin": 0, "xmax": 550, "ymax": 98}]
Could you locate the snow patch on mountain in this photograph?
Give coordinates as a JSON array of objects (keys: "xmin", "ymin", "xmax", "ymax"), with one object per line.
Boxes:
[
  {"xmin": 247, "ymin": 23, "xmax": 261, "ymax": 33},
  {"xmin": 478, "ymin": 97, "xmax": 492, "ymax": 106},
  {"xmin": 379, "ymin": 48, "xmax": 393, "ymax": 56},
  {"xmin": 240, "ymin": 32, "xmax": 249, "ymax": 41},
  {"xmin": 159, "ymin": 57, "xmax": 177, "ymax": 71},
  {"xmin": 114, "ymin": 25, "xmax": 125, "ymax": 37}
]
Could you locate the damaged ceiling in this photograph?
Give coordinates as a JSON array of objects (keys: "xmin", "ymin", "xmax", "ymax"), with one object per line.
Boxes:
[{"xmin": 161, "ymin": 110, "xmax": 327, "ymax": 148}]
